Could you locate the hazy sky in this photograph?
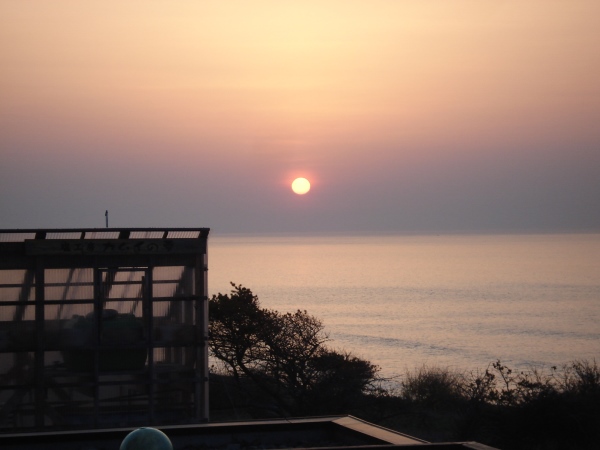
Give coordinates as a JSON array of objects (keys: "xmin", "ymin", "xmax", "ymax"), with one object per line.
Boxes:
[{"xmin": 1, "ymin": 1, "xmax": 599, "ymax": 235}]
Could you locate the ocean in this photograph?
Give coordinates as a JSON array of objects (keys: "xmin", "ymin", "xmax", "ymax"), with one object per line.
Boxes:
[{"xmin": 208, "ymin": 233, "xmax": 600, "ymax": 378}]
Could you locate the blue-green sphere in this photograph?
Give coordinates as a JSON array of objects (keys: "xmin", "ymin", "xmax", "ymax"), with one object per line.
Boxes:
[{"xmin": 120, "ymin": 427, "xmax": 173, "ymax": 450}]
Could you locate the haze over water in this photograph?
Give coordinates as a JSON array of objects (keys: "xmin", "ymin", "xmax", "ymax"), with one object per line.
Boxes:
[{"xmin": 209, "ymin": 233, "xmax": 600, "ymax": 377}]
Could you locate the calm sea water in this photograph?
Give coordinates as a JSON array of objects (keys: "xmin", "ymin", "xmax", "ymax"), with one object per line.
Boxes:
[{"xmin": 208, "ymin": 233, "xmax": 600, "ymax": 377}]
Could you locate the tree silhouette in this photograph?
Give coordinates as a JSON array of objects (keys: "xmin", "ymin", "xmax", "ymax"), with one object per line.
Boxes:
[{"xmin": 209, "ymin": 283, "xmax": 378, "ymax": 415}]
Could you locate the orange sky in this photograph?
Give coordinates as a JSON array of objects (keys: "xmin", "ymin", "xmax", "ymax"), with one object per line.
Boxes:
[{"xmin": 1, "ymin": 1, "xmax": 599, "ymax": 233}]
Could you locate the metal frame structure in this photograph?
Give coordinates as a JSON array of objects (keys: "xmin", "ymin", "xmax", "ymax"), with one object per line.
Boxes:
[{"xmin": 0, "ymin": 228, "xmax": 209, "ymax": 432}]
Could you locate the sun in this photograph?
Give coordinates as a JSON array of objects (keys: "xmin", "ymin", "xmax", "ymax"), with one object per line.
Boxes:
[{"xmin": 291, "ymin": 177, "xmax": 311, "ymax": 195}]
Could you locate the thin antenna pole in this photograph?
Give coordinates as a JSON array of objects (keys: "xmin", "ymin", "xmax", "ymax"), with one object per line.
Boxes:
[{"xmin": 105, "ymin": 210, "xmax": 108, "ymax": 228}]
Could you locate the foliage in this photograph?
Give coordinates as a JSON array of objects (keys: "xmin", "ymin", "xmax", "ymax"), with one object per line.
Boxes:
[
  {"xmin": 376, "ymin": 359, "xmax": 600, "ymax": 449},
  {"xmin": 401, "ymin": 365, "xmax": 462, "ymax": 409},
  {"xmin": 208, "ymin": 284, "xmax": 599, "ymax": 449},
  {"xmin": 209, "ymin": 283, "xmax": 379, "ymax": 416}
]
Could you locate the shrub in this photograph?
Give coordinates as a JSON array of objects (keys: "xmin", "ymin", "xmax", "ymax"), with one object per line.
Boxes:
[
  {"xmin": 209, "ymin": 283, "xmax": 378, "ymax": 416},
  {"xmin": 401, "ymin": 365, "xmax": 463, "ymax": 409},
  {"xmin": 559, "ymin": 359, "xmax": 600, "ymax": 396}
]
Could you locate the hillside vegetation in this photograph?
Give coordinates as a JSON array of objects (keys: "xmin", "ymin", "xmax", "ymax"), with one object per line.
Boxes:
[{"xmin": 209, "ymin": 284, "xmax": 600, "ymax": 450}]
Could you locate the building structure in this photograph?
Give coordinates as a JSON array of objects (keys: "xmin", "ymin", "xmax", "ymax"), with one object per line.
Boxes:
[
  {"xmin": 0, "ymin": 415, "xmax": 499, "ymax": 449},
  {"xmin": 0, "ymin": 228, "xmax": 210, "ymax": 431}
]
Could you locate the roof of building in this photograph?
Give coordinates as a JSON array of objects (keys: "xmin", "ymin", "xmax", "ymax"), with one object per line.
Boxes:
[{"xmin": 0, "ymin": 415, "xmax": 499, "ymax": 450}]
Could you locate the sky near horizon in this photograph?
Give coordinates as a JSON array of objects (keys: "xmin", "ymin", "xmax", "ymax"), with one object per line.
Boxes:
[{"xmin": 1, "ymin": 1, "xmax": 599, "ymax": 235}]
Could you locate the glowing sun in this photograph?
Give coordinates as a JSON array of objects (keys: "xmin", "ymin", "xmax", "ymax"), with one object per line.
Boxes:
[{"xmin": 291, "ymin": 177, "xmax": 311, "ymax": 195}]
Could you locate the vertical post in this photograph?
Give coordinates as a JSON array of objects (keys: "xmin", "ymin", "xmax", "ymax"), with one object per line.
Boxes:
[
  {"xmin": 34, "ymin": 259, "xmax": 45, "ymax": 428},
  {"xmin": 194, "ymin": 239, "xmax": 209, "ymax": 422},
  {"xmin": 92, "ymin": 268, "xmax": 102, "ymax": 428},
  {"xmin": 144, "ymin": 270, "xmax": 155, "ymax": 424}
]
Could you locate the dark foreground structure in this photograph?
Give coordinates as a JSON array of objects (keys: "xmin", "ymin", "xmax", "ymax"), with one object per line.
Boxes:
[
  {"xmin": 0, "ymin": 228, "xmax": 498, "ymax": 449},
  {"xmin": 0, "ymin": 415, "xmax": 498, "ymax": 449},
  {"xmin": 0, "ymin": 228, "xmax": 210, "ymax": 431}
]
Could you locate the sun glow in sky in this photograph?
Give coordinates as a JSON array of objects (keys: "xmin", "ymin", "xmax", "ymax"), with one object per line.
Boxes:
[
  {"xmin": 1, "ymin": 1, "xmax": 599, "ymax": 234},
  {"xmin": 291, "ymin": 178, "xmax": 311, "ymax": 195}
]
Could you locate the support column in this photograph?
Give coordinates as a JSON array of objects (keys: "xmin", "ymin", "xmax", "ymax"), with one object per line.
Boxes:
[
  {"xmin": 194, "ymin": 251, "xmax": 209, "ymax": 422},
  {"xmin": 34, "ymin": 260, "xmax": 45, "ymax": 428}
]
